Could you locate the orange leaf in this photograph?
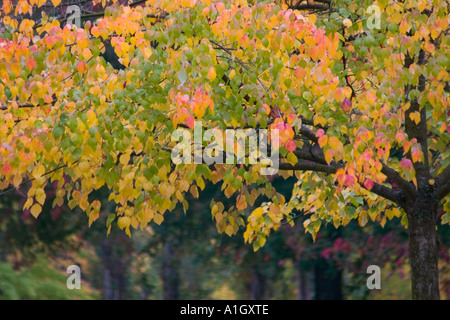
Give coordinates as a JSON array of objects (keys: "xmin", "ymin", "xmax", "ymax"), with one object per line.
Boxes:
[
  {"xmin": 411, "ymin": 149, "xmax": 422, "ymax": 163},
  {"xmin": 77, "ymin": 61, "xmax": 87, "ymax": 74},
  {"xmin": 26, "ymin": 58, "xmax": 36, "ymax": 71}
]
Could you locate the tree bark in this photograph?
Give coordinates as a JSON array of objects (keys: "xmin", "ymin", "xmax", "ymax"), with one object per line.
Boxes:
[
  {"xmin": 101, "ymin": 240, "xmax": 114, "ymax": 300},
  {"xmin": 407, "ymin": 191, "xmax": 440, "ymax": 300},
  {"xmin": 161, "ymin": 241, "xmax": 179, "ymax": 300},
  {"xmin": 314, "ymin": 262, "xmax": 342, "ymax": 300},
  {"xmin": 250, "ymin": 270, "xmax": 266, "ymax": 300},
  {"xmin": 296, "ymin": 266, "xmax": 310, "ymax": 300}
]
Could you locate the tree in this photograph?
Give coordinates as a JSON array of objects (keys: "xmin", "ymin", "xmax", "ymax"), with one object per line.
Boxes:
[{"xmin": 0, "ymin": 0, "xmax": 448, "ymax": 299}]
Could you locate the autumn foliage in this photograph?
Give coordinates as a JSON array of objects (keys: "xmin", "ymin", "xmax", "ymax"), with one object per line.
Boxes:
[{"xmin": 0, "ymin": 0, "xmax": 449, "ymax": 299}]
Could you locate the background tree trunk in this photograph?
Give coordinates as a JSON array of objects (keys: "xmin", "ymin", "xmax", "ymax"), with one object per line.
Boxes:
[
  {"xmin": 296, "ymin": 263, "xmax": 314, "ymax": 300},
  {"xmin": 162, "ymin": 241, "xmax": 179, "ymax": 300},
  {"xmin": 101, "ymin": 240, "xmax": 113, "ymax": 300},
  {"xmin": 250, "ymin": 269, "xmax": 266, "ymax": 300},
  {"xmin": 314, "ymin": 262, "xmax": 342, "ymax": 300}
]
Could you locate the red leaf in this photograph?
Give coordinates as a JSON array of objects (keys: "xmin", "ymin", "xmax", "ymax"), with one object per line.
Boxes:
[
  {"xmin": 364, "ymin": 178, "xmax": 374, "ymax": 190},
  {"xmin": 344, "ymin": 174, "xmax": 355, "ymax": 187},
  {"xmin": 1, "ymin": 162, "xmax": 12, "ymax": 176}
]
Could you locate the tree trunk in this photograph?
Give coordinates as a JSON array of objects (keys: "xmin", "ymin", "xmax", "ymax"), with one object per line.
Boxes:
[
  {"xmin": 296, "ymin": 266, "xmax": 311, "ymax": 300},
  {"xmin": 314, "ymin": 262, "xmax": 342, "ymax": 300},
  {"xmin": 250, "ymin": 270, "xmax": 266, "ymax": 300},
  {"xmin": 161, "ymin": 242, "xmax": 179, "ymax": 300},
  {"xmin": 101, "ymin": 240, "xmax": 114, "ymax": 300},
  {"xmin": 407, "ymin": 193, "xmax": 440, "ymax": 300}
]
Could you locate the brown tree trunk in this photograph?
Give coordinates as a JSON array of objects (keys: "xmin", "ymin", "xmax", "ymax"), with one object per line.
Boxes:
[
  {"xmin": 314, "ymin": 262, "xmax": 342, "ymax": 300},
  {"xmin": 296, "ymin": 266, "xmax": 311, "ymax": 300},
  {"xmin": 407, "ymin": 191, "xmax": 440, "ymax": 300},
  {"xmin": 161, "ymin": 241, "xmax": 179, "ymax": 300},
  {"xmin": 101, "ymin": 240, "xmax": 113, "ymax": 300},
  {"xmin": 250, "ymin": 270, "xmax": 266, "ymax": 300}
]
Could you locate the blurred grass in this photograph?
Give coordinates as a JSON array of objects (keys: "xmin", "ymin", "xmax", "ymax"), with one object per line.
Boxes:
[{"xmin": 0, "ymin": 257, "xmax": 98, "ymax": 300}]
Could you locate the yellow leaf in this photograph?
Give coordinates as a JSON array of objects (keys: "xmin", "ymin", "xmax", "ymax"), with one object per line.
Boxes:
[
  {"xmin": 399, "ymin": 18, "xmax": 409, "ymax": 34},
  {"xmin": 119, "ymin": 152, "xmax": 130, "ymax": 166},
  {"xmin": 86, "ymin": 109, "xmax": 97, "ymax": 125},
  {"xmin": 82, "ymin": 48, "xmax": 92, "ymax": 60},
  {"xmin": 358, "ymin": 211, "xmax": 368, "ymax": 226},
  {"xmin": 190, "ymin": 185, "xmax": 199, "ymax": 198},
  {"xmin": 385, "ymin": 209, "xmax": 394, "ymax": 220},
  {"xmin": 130, "ymin": 216, "xmax": 139, "ymax": 229},
  {"xmin": 225, "ymin": 225, "xmax": 234, "ymax": 236},
  {"xmin": 118, "ymin": 216, "xmax": 131, "ymax": 229},
  {"xmin": 91, "ymin": 26, "xmax": 101, "ymax": 38},
  {"xmin": 33, "ymin": 165, "xmax": 46, "ymax": 178},
  {"xmin": 328, "ymin": 136, "xmax": 341, "ymax": 150},
  {"xmin": 286, "ymin": 152, "xmax": 298, "ymax": 166},
  {"xmin": 313, "ymin": 115, "xmax": 327, "ymax": 127},
  {"xmin": 142, "ymin": 47, "xmax": 152, "ymax": 59},
  {"xmin": 35, "ymin": 188, "xmax": 46, "ymax": 205},
  {"xmin": 324, "ymin": 149, "xmax": 333, "ymax": 164},
  {"xmin": 197, "ymin": 177, "xmax": 205, "ymax": 191},
  {"xmin": 215, "ymin": 211, "xmax": 223, "ymax": 223},
  {"xmin": 252, "ymin": 207, "xmax": 264, "ymax": 218},
  {"xmin": 11, "ymin": 63, "xmax": 21, "ymax": 77},
  {"xmin": 207, "ymin": 67, "xmax": 216, "ymax": 82},
  {"xmin": 409, "ymin": 111, "xmax": 421, "ymax": 124},
  {"xmin": 154, "ymin": 213, "xmax": 164, "ymax": 225},
  {"xmin": 343, "ymin": 19, "xmax": 352, "ymax": 28},
  {"xmin": 30, "ymin": 204, "xmax": 42, "ymax": 218},
  {"xmin": 211, "ymin": 204, "xmax": 219, "ymax": 217},
  {"xmin": 13, "ymin": 174, "xmax": 22, "ymax": 187},
  {"xmin": 24, "ymin": 197, "xmax": 33, "ymax": 210},
  {"xmin": 343, "ymin": 87, "xmax": 352, "ymax": 98},
  {"xmin": 229, "ymin": 69, "xmax": 236, "ymax": 80},
  {"xmin": 390, "ymin": 13, "xmax": 402, "ymax": 24}
]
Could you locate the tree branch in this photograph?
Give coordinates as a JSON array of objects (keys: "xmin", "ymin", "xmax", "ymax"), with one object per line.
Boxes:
[
  {"xmin": 434, "ymin": 165, "xmax": 450, "ymax": 200},
  {"xmin": 0, "ymin": 163, "xmax": 71, "ymax": 197},
  {"xmin": 434, "ymin": 181, "xmax": 450, "ymax": 201},
  {"xmin": 294, "ymin": 149, "xmax": 327, "ymax": 165},
  {"xmin": 278, "ymin": 161, "xmax": 339, "ymax": 173},
  {"xmin": 289, "ymin": 1, "xmax": 330, "ymax": 11},
  {"xmin": 435, "ymin": 164, "xmax": 450, "ymax": 187},
  {"xmin": 361, "ymin": 181, "xmax": 405, "ymax": 206},
  {"xmin": 381, "ymin": 161, "xmax": 417, "ymax": 199}
]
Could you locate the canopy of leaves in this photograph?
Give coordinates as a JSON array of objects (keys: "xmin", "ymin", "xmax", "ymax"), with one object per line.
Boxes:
[{"xmin": 0, "ymin": 0, "xmax": 448, "ymax": 250}]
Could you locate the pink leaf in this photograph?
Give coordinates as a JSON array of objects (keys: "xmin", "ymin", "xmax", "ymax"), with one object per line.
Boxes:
[
  {"xmin": 400, "ymin": 158, "xmax": 412, "ymax": 169},
  {"xmin": 186, "ymin": 114, "xmax": 195, "ymax": 130},
  {"xmin": 284, "ymin": 139, "xmax": 296, "ymax": 153}
]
